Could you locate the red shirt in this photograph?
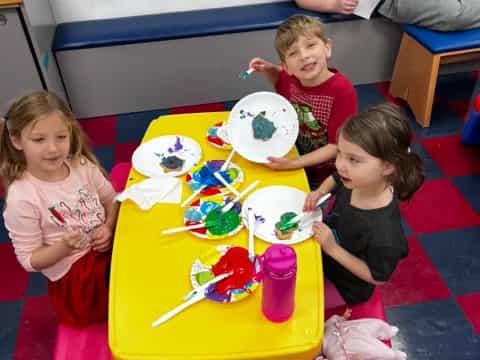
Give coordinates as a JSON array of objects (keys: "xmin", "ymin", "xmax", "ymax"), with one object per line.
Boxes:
[{"xmin": 275, "ymin": 69, "xmax": 358, "ymax": 185}]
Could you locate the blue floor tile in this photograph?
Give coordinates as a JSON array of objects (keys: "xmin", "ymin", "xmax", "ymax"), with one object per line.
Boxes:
[
  {"xmin": 116, "ymin": 109, "xmax": 169, "ymax": 143},
  {"xmin": 401, "ymin": 216, "xmax": 413, "ymax": 237},
  {"xmin": 452, "ymin": 175, "xmax": 480, "ymax": 214},
  {"xmin": 419, "ymin": 227, "xmax": 480, "ymax": 295},
  {"xmin": 436, "ymin": 72, "xmax": 478, "ymax": 101},
  {"xmin": 413, "ymin": 102, "xmax": 464, "ymax": 138},
  {"xmin": 411, "ymin": 141, "xmax": 444, "ymax": 180},
  {"xmin": 94, "ymin": 145, "xmax": 115, "ymax": 172},
  {"xmin": 354, "ymin": 84, "xmax": 387, "ymax": 111},
  {"xmin": 0, "ymin": 300, "xmax": 23, "ymax": 360},
  {"xmin": 26, "ymin": 273, "xmax": 48, "ymax": 297},
  {"xmin": 387, "ymin": 299, "xmax": 480, "ymax": 360}
]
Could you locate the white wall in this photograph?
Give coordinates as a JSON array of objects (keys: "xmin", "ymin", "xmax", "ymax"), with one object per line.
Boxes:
[{"xmin": 50, "ymin": 0, "xmax": 289, "ymax": 24}]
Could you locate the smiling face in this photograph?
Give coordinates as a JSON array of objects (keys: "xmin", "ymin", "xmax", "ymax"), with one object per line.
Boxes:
[
  {"xmin": 282, "ymin": 33, "xmax": 332, "ymax": 87},
  {"xmin": 335, "ymin": 133, "xmax": 393, "ymax": 192},
  {"xmin": 10, "ymin": 111, "xmax": 71, "ymax": 181}
]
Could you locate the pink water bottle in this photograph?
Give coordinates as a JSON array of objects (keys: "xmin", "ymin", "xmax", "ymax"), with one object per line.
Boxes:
[{"xmin": 261, "ymin": 244, "xmax": 297, "ymax": 322}]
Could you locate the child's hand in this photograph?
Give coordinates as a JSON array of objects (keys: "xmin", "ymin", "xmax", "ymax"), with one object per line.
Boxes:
[
  {"xmin": 62, "ymin": 228, "xmax": 88, "ymax": 250},
  {"xmin": 304, "ymin": 189, "xmax": 324, "ymax": 212},
  {"xmin": 91, "ymin": 224, "xmax": 113, "ymax": 252},
  {"xmin": 334, "ymin": 0, "xmax": 359, "ymax": 14},
  {"xmin": 248, "ymin": 57, "xmax": 282, "ymax": 75},
  {"xmin": 265, "ymin": 156, "xmax": 297, "ymax": 170},
  {"xmin": 312, "ymin": 221, "xmax": 336, "ymax": 255}
]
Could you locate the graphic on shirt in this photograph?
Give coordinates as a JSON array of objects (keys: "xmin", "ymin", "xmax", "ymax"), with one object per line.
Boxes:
[
  {"xmin": 289, "ymin": 85, "xmax": 334, "ymax": 155},
  {"xmin": 48, "ymin": 188, "xmax": 105, "ymax": 233}
]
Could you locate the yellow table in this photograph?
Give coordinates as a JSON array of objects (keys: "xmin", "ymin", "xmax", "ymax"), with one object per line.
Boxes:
[{"xmin": 109, "ymin": 112, "xmax": 324, "ymax": 360}]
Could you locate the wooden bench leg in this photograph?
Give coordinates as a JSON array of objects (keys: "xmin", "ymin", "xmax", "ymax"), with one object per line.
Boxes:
[{"xmin": 390, "ymin": 34, "xmax": 440, "ymax": 127}]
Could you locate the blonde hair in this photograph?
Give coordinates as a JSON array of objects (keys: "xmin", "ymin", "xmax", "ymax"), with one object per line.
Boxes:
[
  {"xmin": 0, "ymin": 91, "xmax": 103, "ymax": 189},
  {"xmin": 275, "ymin": 15, "xmax": 328, "ymax": 62}
]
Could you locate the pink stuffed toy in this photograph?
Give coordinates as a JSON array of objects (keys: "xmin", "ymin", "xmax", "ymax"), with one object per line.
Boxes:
[{"xmin": 315, "ymin": 315, "xmax": 407, "ymax": 360}]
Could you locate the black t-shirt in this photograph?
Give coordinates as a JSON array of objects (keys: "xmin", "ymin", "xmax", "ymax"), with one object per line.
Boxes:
[{"xmin": 323, "ymin": 174, "xmax": 408, "ymax": 305}]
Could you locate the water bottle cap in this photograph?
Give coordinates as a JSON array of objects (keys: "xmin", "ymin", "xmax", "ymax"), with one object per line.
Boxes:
[{"xmin": 263, "ymin": 244, "xmax": 297, "ymax": 275}]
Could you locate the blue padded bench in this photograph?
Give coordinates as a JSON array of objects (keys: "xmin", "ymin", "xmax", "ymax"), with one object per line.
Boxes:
[
  {"xmin": 52, "ymin": 2, "xmax": 402, "ymax": 118},
  {"xmin": 53, "ymin": 3, "xmax": 355, "ymax": 51},
  {"xmin": 390, "ymin": 25, "xmax": 480, "ymax": 127}
]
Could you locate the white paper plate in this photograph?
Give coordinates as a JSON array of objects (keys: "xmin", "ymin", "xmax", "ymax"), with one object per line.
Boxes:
[
  {"xmin": 226, "ymin": 92, "xmax": 298, "ymax": 163},
  {"xmin": 206, "ymin": 121, "xmax": 232, "ymax": 150},
  {"xmin": 132, "ymin": 135, "xmax": 202, "ymax": 177},
  {"xmin": 241, "ymin": 185, "xmax": 322, "ymax": 245},
  {"xmin": 190, "ymin": 244, "xmax": 261, "ymax": 303},
  {"xmin": 183, "ymin": 195, "xmax": 243, "ymax": 240}
]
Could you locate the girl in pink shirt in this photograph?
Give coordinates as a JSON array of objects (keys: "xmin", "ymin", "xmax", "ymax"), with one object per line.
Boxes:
[{"xmin": 0, "ymin": 91, "xmax": 118, "ymax": 328}]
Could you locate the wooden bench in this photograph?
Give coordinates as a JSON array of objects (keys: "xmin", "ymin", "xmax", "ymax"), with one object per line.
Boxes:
[
  {"xmin": 52, "ymin": 2, "xmax": 401, "ymax": 118},
  {"xmin": 390, "ymin": 25, "xmax": 480, "ymax": 127}
]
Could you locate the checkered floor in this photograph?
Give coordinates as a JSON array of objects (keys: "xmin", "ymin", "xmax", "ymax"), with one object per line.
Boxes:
[{"xmin": 1, "ymin": 72, "xmax": 479, "ymax": 359}]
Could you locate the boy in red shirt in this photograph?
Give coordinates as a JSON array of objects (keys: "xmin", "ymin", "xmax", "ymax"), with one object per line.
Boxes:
[{"xmin": 249, "ymin": 15, "xmax": 358, "ymax": 188}]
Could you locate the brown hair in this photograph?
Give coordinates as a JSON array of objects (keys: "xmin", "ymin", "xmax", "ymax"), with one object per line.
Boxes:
[
  {"xmin": 340, "ymin": 104, "xmax": 424, "ymax": 201},
  {"xmin": 274, "ymin": 14, "xmax": 328, "ymax": 62},
  {"xmin": 0, "ymin": 91, "xmax": 103, "ymax": 189}
]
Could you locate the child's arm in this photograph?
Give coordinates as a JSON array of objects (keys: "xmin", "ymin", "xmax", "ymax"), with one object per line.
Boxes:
[
  {"xmin": 295, "ymin": 0, "xmax": 359, "ymax": 14},
  {"xmin": 266, "ymin": 143, "xmax": 337, "ymax": 170},
  {"xmin": 304, "ymin": 175, "xmax": 337, "ymax": 211},
  {"xmin": 87, "ymin": 160, "xmax": 120, "ymax": 252},
  {"xmin": 91, "ymin": 199, "xmax": 119, "ymax": 252},
  {"xmin": 313, "ymin": 222, "xmax": 385, "ymax": 285},
  {"xmin": 30, "ymin": 230, "xmax": 86, "ymax": 270},
  {"xmin": 4, "ymin": 193, "xmax": 87, "ymax": 272},
  {"xmin": 104, "ymin": 199, "xmax": 119, "ymax": 231},
  {"xmin": 249, "ymin": 57, "xmax": 282, "ymax": 87}
]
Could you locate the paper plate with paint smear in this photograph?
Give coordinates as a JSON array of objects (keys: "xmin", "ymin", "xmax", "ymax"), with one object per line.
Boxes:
[
  {"xmin": 190, "ymin": 245, "xmax": 261, "ymax": 303},
  {"xmin": 132, "ymin": 135, "xmax": 202, "ymax": 177},
  {"xmin": 184, "ymin": 195, "xmax": 243, "ymax": 239},
  {"xmin": 206, "ymin": 122, "xmax": 232, "ymax": 150},
  {"xmin": 227, "ymin": 92, "xmax": 298, "ymax": 163},
  {"xmin": 241, "ymin": 185, "xmax": 323, "ymax": 245},
  {"xmin": 185, "ymin": 160, "xmax": 244, "ymax": 196}
]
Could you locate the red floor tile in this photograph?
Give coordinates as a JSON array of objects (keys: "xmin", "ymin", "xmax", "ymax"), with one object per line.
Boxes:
[
  {"xmin": 447, "ymin": 99, "xmax": 471, "ymax": 122},
  {"xmin": 457, "ymin": 293, "xmax": 480, "ymax": 336},
  {"xmin": 400, "ymin": 178, "xmax": 480, "ymax": 234},
  {"xmin": 0, "ymin": 243, "xmax": 29, "ymax": 301},
  {"xmin": 374, "ymin": 82, "xmax": 403, "ymax": 106},
  {"xmin": 14, "ymin": 296, "xmax": 56, "ymax": 360},
  {"xmin": 79, "ymin": 116, "xmax": 116, "ymax": 147},
  {"xmin": 380, "ymin": 236, "xmax": 451, "ymax": 307},
  {"xmin": 114, "ymin": 142, "xmax": 140, "ymax": 164},
  {"xmin": 421, "ymin": 135, "xmax": 480, "ymax": 177},
  {"xmin": 169, "ymin": 102, "xmax": 225, "ymax": 114}
]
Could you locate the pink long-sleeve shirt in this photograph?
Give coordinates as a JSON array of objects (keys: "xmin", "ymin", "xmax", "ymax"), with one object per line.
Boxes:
[{"xmin": 3, "ymin": 158, "xmax": 116, "ymax": 281}]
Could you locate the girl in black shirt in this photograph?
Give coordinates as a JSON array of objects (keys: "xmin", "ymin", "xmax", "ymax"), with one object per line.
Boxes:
[{"xmin": 304, "ymin": 104, "xmax": 424, "ymax": 307}]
